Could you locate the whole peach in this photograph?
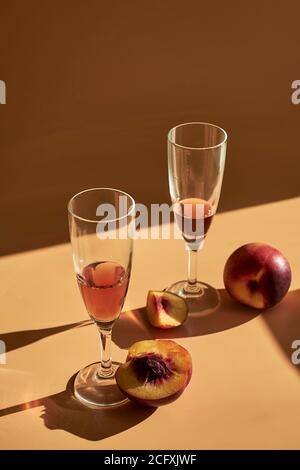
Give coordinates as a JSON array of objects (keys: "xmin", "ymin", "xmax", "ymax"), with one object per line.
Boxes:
[{"xmin": 223, "ymin": 243, "xmax": 292, "ymax": 309}]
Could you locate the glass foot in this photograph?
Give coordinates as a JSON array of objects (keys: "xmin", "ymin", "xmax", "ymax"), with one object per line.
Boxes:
[
  {"xmin": 74, "ymin": 361, "xmax": 128, "ymax": 409},
  {"xmin": 166, "ymin": 280, "xmax": 221, "ymax": 315}
]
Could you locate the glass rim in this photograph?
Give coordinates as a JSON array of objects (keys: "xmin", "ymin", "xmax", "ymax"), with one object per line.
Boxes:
[
  {"xmin": 67, "ymin": 187, "xmax": 135, "ymax": 224},
  {"xmin": 168, "ymin": 121, "xmax": 228, "ymax": 150}
]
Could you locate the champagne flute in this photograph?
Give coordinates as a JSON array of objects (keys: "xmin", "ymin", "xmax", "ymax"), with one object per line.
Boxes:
[
  {"xmin": 68, "ymin": 188, "xmax": 135, "ymax": 408},
  {"xmin": 167, "ymin": 122, "xmax": 227, "ymax": 313}
]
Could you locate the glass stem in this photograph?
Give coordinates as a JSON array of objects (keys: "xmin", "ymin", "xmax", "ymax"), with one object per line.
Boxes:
[
  {"xmin": 97, "ymin": 327, "xmax": 114, "ymax": 378},
  {"xmin": 185, "ymin": 249, "xmax": 200, "ymax": 294}
]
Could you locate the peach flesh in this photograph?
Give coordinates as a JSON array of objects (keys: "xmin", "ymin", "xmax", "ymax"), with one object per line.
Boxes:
[
  {"xmin": 146, "ymin": 291, "xmax": 188, "ymax": 329},
  {"xmin": 116, "ymin": 340, "xmax": 192, "ymax": 407}
]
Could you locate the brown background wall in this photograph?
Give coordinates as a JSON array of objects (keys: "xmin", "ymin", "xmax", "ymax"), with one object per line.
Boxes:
[{"xmin": 0, "ymin": 0, "xmax": 299, "ymax": 255}]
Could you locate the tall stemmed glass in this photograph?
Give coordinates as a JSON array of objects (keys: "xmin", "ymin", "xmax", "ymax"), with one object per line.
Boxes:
[
  {"xmin": 167, "ymin": 122, "xmax": 227, "ymax": 313},
  {"xmin": 68, "ymin": 188, "xmax": 135, "ymax": 408}
]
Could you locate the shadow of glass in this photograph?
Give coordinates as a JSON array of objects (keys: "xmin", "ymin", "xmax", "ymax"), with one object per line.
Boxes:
[
  {"xmin": 262, "ymin": 289, "xmax": 300, "ymax": 371},
  {"xmin": 2, "ymin": 320, "xmax": 92, "ymax": 353},
  {"xmin": 0, "ymin": 375, "xmax": 155, "ymax": 441},
  {"xmin": 113, "ymin": 289, "xmax": 259, "ymax": 349},
  {"xmin": 166, "ymin": 281, "xmax": 222, "ymax": 317}
]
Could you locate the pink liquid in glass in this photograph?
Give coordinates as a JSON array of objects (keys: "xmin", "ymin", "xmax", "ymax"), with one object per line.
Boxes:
[{"xmin": 77, "ymin": 261, "xmax": 129, "ymax": 323}]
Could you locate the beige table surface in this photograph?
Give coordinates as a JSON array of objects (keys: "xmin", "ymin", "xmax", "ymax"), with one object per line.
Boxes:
[{"xmin": 0, "ymin": 197, "xmax": 300, "ymax": 450}]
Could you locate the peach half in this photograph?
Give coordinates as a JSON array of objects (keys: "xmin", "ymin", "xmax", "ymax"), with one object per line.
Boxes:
[
  {"xmin": 146, "ymin": 291, "xmax": 188, "ymax": 328},
  {"xmin": 116, "ymin": 340, "xmax": 192, "ymax": 407}
]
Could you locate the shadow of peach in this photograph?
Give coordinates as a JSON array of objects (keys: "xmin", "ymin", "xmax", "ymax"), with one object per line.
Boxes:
[
  {"xmin": 262, "ymin": 289, "xmax": 300, "ymax": 371},
  {"xmin": 0, "ymin": 375, "xmax": 155, "ymax": 441},
  {"xmin": 113, "ymin": 289, "xmax": 259, "ymax": 349}
]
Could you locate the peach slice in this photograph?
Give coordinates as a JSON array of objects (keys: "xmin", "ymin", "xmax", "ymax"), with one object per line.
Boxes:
[
  {"xmin": 146, "ymin": 291, "xmax": 188, "ymax": 328},
  {"xmin": 116, "ymin": 339, "xmax": 192, "ymax": 407},
  {"xmin": 83, "ymin": 261, "xmax": 124, "ymax": 287}
]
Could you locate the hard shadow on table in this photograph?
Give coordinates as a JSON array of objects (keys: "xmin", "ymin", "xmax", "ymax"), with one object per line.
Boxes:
[
  {"xmin": 0, "ymin": 375, "xmax": 155, "ymax": 441},
  {"xmin": 262, "ymin": 289, "xmax": 300, "ymax": 372},
  {"xmin": 113, "ymin": 289, "xmax": 259, "ymax": 349},
  {"xmin": 1, "ymin": 320, "xmax": 92, "ymax": 353}
]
